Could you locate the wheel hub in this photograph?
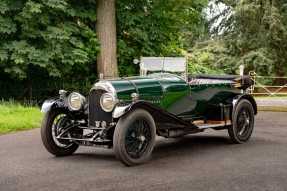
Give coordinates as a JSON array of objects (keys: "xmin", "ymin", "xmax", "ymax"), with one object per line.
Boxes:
[
  {"xmin": 138, "ymin": 135, "xmax": 146, "ymax": 142},
  {"xmin": 237, "ymin": 110, "xmax": 251, "ymax": 136}
]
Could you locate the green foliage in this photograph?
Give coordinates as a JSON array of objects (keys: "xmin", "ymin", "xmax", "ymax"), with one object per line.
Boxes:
[
  {"xmin": 116, "ymin": 0, "xmax": 208, "ymax": 76},
  {"xmin": 0, "ymin": 0, "xmax": 210, "ymax": 100},
  {"xmin": 189, "ymin": 40, "xmax": 231, "ymax": 74},
  {"xmin": 0, "ymin": 0, "xmax": 99, "ymax": 80},
  {"xmin": 206, "ymin": 0, "xmax": 287, "ymax": 76},
  {"xmin": 0, "ymin": 16, "xmax": 17, "ymax": 34}
]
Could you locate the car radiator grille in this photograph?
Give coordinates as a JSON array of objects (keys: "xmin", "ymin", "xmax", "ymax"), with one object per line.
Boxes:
[{"xmin": 89, "ymin": 89, "xmax": 113, "ymax": 128}]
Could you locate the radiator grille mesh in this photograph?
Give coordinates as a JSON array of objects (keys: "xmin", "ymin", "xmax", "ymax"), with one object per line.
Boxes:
[{"xmin": 89, "ymin": 89, "xmax": 112, "ymax": 127}]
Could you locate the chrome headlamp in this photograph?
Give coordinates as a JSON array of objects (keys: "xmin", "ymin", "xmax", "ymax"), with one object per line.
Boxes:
[
  {"xmin": 67, "ymin": 92, "xmax": 85, "ymax": 111},
  {"xmin": 93, "ymin": 81, "xmax": 118, "ymax": 112},
  {"xmin": 100, "ymin": 93, "xmax": 118, "ymax": 112}
]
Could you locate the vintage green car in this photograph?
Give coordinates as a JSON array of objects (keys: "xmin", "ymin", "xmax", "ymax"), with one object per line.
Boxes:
[{"xmin": 41, "ymin": 59, "xmax": 257, "ymax": 166}]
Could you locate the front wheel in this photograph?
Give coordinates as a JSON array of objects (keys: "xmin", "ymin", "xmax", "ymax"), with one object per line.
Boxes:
[
  {"xmin": 228, "ymin": 99, "xmax": 255, "ymax": 144},
  {"xmin": 41, "ymin": 108, "xmax": 79, "ymax": 156},
  {"xmin": 113, "ymin": 109, "xmax": 156, "ymax": 166}
]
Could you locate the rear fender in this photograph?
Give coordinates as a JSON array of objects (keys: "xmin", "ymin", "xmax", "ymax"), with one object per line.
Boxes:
[{"xmin": 232, "ymin": 94, "xmax": 257, "ymax": 115}]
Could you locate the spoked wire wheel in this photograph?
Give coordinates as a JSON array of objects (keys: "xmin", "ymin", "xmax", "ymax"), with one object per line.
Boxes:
[
  {"xmin": 228, "ymin": 99, "xmax": 255, "ymax": 144},
  {"xmin": 236, "ymin": 108, "xmax": 251, "ymax": 138},
  {"xmin": 51, "ymin": 114, "xmax": 74, "ymax": 148},
  {"xmin": 41, "ymin": 109, "xmax": 79, "ymax": 156},
  {"xmin": 125, "ymin": 119, "xmax": 152, "ymax": 159},
  {"xmin": 113, "ymin": 109, "xmax": 156, "ymax": 166}
]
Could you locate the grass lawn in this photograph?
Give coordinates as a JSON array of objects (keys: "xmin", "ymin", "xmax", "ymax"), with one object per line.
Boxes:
[{"xmin": 0, "ymin": 102, "xmax": 43, "ymax": 134}]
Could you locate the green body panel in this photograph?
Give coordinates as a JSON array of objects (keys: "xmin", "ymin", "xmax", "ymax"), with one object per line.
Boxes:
[
  {"xmin": 109, "ymin": 74, "xmax": 190, "ymax": 111},
  {"xmin": 185, "ymin": 83, "xmax": 240, "ymax": 118},
  {"xmin": 130, "ymin": 78, "xmax": 163, "ymax": 102},
  {"xmin": 110, "ymin": 76, "xmax": 164, "ymax": 105},
  {"xmin": 156, "ymin": 75, "xmax": 190, "ymax": 114},
  {"xmin": 108, "ymin": 74, "xmax": 240, "ymax": 119},
  {"xmin": 109, "ymin": 79, "xmax": 137, "ymax": 100}
]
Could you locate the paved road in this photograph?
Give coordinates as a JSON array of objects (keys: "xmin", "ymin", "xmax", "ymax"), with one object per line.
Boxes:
[{"xmin": 1, "ymin": 112, "xmax": 287, "ymax": 191}]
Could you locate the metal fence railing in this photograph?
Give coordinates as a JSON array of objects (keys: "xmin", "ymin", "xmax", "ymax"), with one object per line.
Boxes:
[{"xmin": 249, "ymin": 72, "xmax": 287, "ymax": 97}]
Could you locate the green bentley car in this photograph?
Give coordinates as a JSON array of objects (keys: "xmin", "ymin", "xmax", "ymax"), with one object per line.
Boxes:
[{"xmin": 41, "ymin": 60, "xmax": 257, "ymax": 166}]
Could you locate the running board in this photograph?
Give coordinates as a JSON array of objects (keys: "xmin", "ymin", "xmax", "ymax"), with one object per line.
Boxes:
[{"xmin": 194, "ymin": 120, "xmax": 232, "ymax": 129}]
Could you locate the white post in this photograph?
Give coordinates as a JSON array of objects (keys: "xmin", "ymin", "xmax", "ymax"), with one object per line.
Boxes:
[
  {"xmin": 249, "ymin": 71, "xmax": 256, "ymax": 95},
  {"xmin": 239, "ymin": 65, "xmax": 244, "ymax": 93},
  {"xmin": 139, "ymin": 57, "xmax": 144, "ymax": 76},
  {"xmin": 99, "ymin": 73, "xmax": 104, "ymax": 80},
  {"xmin": 185, "ymin": 57, "xmax": 188, "ymax": 82},
  {"xmin": 239, "ymin": 65, "xmax": 244, "ymax": 76}
]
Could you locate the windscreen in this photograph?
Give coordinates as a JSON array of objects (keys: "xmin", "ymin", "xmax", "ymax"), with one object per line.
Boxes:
[{"xmin": 140, "ymin": 57, "xmax": 187, "ymax": 80}]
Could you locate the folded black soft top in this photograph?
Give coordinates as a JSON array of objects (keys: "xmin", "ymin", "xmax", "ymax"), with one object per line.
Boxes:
[
  {"xmin": 190, "ymin": 74, "xmax": 250, "ymax": 81},
  {"xmin": 188, "ymin": 74, "xmax": 254, "ymax": 90}
]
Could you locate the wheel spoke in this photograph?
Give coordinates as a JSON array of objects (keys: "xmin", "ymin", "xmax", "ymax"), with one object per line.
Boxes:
[
  {"xmin": 237, "ymin": 108, "xmax": 251, "ymax": 137},
  {"xmin": 125, "ymin": 119, "xmax": 151, "ymax": 159},
  {"xmin": 51, "ymin": 114, "xmax": 75, "ymax": 148}
]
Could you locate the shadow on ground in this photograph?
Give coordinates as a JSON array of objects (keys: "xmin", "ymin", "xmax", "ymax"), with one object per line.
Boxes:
[{"xmin": 54, "ymin": 134, "xmax": 233, "ymax": 164}]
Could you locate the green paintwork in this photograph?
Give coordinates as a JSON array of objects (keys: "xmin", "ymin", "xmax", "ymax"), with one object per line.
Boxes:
[
  {"xmin": 109, "ymin": 76, "xmax": 163, "ymax": 105},
  {"xmin": 186, "ymin": 83, "xmax": 240, "ymax": 118},
  {"xmin": 107, "ymin": 73, "xmax": 241, "ymax": 119},
  {"xmin": 109, "ymin": 74, "xmax": 189, "ymax": 110}
]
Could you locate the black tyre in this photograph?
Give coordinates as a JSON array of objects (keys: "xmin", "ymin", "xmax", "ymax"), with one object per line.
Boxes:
[
  {"xmin": 41, "ymin": 108, "xmax": 79, "ymax": 156},
  {"xmin": 113, "ymin": 109, "xmax": 156, "ymax": 166},
  {"xmin": 228, "ymin": 99, "xmax": 255, "ymax": 144}
]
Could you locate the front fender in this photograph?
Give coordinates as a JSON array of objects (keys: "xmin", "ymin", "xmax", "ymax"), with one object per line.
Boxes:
[
  {"xmin": 113, "ymin": 102, "xmax": 159, "ymax": 119},
  {"xmin": 112, "ymin": 101, "xmax": 180, "ymax": 120},
  {"xmin": 41, "ymin": 99, "xmax": 66, "ymax": 113},
  {"xmin": 112, "ymin": 101, "xmax": 196, "ymax": 129},
  {"xmin": 113, "ymin": 105, "xmax": 130, "ymax": 118}
]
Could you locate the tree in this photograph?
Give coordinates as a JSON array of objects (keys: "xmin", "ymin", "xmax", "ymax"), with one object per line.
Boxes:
[
  {"xmin": 0, "ymin": 0, "xmax": 99, "ymax": 80},
  {"xmin": 95, "ymin": 0, "xmax": 208, "ymax": 78},
  {"xmin": 0, "ymin": 0, "xmax": 209, "ymax": 100},
  {"xmin": 116, "ymin": 0, "xmax": 208, "ymax": 76},
  {"xmin": 0, "ymin": 0, "xmax": 99, "ymax": 98},
  {"xmin": 96, "ymin": 0, "xmax": 118, "ymax": 78},
  {"xmin": 204, "ymin": 0, "xmax": 287, "ymax": 77}
]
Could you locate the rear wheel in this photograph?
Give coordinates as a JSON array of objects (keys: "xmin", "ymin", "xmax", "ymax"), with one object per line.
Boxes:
[
  {"xmin": 41, "ymin": 109, "xmax": 79, "ymax": 156},
  {"xmin": 228, "ymin": 99, "xmax": 255, "ymax": 144},
  {"xmin": 113, "ymin": 109, "xmax": 156, "ymax": 166}
]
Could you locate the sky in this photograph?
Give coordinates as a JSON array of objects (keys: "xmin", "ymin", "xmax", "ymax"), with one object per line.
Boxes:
[{"xmin": 205, "ymin": 1, "xmax": 231, "ymax": 34}]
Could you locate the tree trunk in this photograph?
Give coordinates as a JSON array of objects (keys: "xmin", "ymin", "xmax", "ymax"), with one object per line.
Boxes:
[{"xmin": 96, "ymin": 0, "xmax": 118, "ymax": 79}]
